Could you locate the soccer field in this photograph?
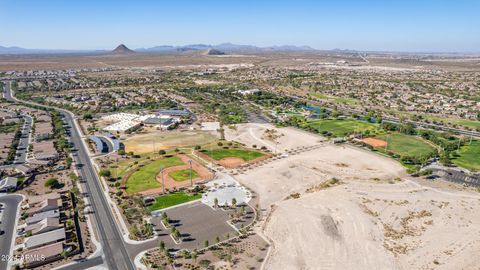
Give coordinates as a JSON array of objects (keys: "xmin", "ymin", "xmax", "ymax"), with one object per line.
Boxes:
[
  {"xmin": 306, "ymin": 119, "xmax": 378, "ymax": 137},
  {"xmin": 452, "ymin": 140, "xmax": 480, "ymax": 172}
]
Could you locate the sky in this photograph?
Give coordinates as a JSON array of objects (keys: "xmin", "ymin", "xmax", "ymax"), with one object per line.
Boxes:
[{"xmin": 0, "ymin": 0, "xmax": 479, "ymax": 52}]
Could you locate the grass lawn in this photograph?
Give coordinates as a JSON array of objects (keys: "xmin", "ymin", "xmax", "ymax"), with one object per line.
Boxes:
[
  {"xmin": 306, "ymin": 118, "xmax": 378, "ymax": 137},
  {"xmin": 452, "ymin": 140, "xmax": 480, "ymax": 172},
  {"xmin": 204, "ymin": 148, "xmax": 265, "ymax": 161},
  {"xmin": 148, "ymin": 192, "xmax": 202, "ymax": 211},
  {"xmin": 125, "ymin": 156, "xmax": 184, "ymax": 194},
  {"xmin": 374, "ymin": 133, "xmax": 436, "ymax": 157},
  {"xmin": 309, "ymin": 92, "xmax": 360, "ymax": 105},
  {"xmin": 169, "ymin": 168, "xmax": 200, "ymax": 182},
  {"xmin": 109, "ymin": 153, "xmax": 158, "ymax": 179}
]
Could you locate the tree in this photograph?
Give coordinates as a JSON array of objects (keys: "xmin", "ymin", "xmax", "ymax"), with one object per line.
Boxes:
[
  {"xmin": 213, "ymin": 198, "xmax": 219, "ymax": 208},
  {"xmin": 204, "ymin": 240, "xmax": 209, "ymax": 248},
  {"xmin": 45, "ymin": 178, "xmax": 60, "ymax": 189},
  {"xmin": 215, "ymin": 236, "xmax": 220, "ymax": 243},
  {"xmin": 99, "ymin": 169, "xmax": 111, "ymax": 177},
  {"xmin": 60, "ymin": 250, "xmax": 69, "ymax": 259},
  {"xmin": 231, "ymin": 198, "xmax": 237, "ymax": 208},
  {"xmin": 83, "ymin": 113, "xmax": 93, "ymax": 120}
]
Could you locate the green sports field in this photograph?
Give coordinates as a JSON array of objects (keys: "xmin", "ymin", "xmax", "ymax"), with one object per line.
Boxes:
[
  {"xmin": 148, "ymin": 192, "xmax": 202, "ymax": 211},
  {"xmin": 169, "ymin": 168, "xmax": 200, "ymax": 182},
  {"xmin": 204, "ymin": 148, "xmax": 265, "ymax": 161},
  {"xmin": 452, "ymin": 140, "xmax": 480, "ymax": 172},
  {"xmin": 125, "ymin": 156, "xmax": 184, "ymax": 194},
  {"xmin": 374, "ymin": 133, "xmax": 436, "ymax": 158},
  {"xmin": 306, "ymin": 119, "xmax": 378, "ymax": 137}
]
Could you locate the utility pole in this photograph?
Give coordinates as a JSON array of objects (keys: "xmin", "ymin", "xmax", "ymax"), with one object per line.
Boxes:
[
  {"xmin": 160, "ymin": 166, "xmax": 165, "ymax": 194},
  {"xmin": 188, "ymin": 159, "xmax": 193, "ymax": 187}
]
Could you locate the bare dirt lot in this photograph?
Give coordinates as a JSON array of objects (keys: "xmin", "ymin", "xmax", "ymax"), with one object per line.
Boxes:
[
  {"xmin": 235, "ymin": 144, "xmax": 480, "ymax": 270},
  {"xmin": 123, "ymin": 130, "xmax": 218, "ymax": 154},
  {"xmin": 224, "ymin": 123, "xmax": 325, "ymax": 152}
]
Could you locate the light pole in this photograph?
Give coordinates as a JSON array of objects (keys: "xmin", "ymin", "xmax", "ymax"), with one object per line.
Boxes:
[
  {"xmin": 160, "ymin": 166, "xmax": 165, "ymax": 194},
  {"xmin": 188, "ymin": 159, "xmax": 193, "ymax": 187}
]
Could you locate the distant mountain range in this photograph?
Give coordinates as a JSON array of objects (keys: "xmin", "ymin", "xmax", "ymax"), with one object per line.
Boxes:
[
  {"xmin": 0, "ymin": 43, "xmax": 317, "ymax": 55},
  {"xmin": 135, "ymin": 43, "xmax": 316, "ymax": 53}
]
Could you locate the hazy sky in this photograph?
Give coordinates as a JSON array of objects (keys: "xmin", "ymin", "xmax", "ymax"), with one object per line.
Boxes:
[{"xmin": 1, "ymin": 0, "xmax": 479, "ymax": 52}]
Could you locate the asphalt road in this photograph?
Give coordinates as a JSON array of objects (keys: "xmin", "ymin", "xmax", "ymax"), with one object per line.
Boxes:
[
  {"xmin": 14, "ymin": 114, "xmax": 32, "ymax": 164},
  {"xmin": 4, "ymin": 81, "xmax": 135, "ymax": 270},
  {"xmin": 0, "ymin": 194, "xmax": 23, "ymax": 270}
]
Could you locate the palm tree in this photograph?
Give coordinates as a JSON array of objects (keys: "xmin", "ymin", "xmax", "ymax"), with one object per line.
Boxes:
[{"xmin": 213, "ymin": 198, "xmax": 218, "ymax": 208}]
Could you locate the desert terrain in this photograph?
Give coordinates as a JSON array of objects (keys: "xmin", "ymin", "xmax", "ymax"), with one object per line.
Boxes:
[{"xmin": 232, "ymin": 124, "xmax": 480, "ymax": 270}]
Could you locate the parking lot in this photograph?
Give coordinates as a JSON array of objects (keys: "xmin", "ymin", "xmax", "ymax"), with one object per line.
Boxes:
[
  {"xmin": 151, "ymin": 201, "xmax": 254, "ymax": 251},
  {"xmin": 431, "ymin": 168, "xmax": 480, "ymax": 187}
]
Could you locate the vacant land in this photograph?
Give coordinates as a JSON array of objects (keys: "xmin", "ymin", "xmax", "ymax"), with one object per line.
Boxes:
[
  {"xmin": 125, "ymin": 156, "xmax": 184, "ymax": 194},
  {"xmin": 169, "ymin": 168, "xmax": 200, "ymax": 182},
  {"xmin": 374, "ymin": 133, "xmax": 436, "ymax": 157},
  {"xmin": 148, "ymin": 192, "xmax": 202, "ymax": 211},
  {"xmin": 123, "ymin": 130, "xmax": 218, "ymax": 154},
  {"xmin": 452, "ymin": 140, "xmax": 480, "ymax": 171},
  {"xmin": 224, "ymin": 123, "xmax": 325, "ymax": 152},
  {"xmin": 306, "ymin": 119, "xmax": 378, "ymax": 137},
  {"xmin": 235, "ymin": 144, "xmax": 480, "ymax": 270},
  {"xmin": 204, "ymin": 148, "xmax": 265, "ymax": 161}
]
